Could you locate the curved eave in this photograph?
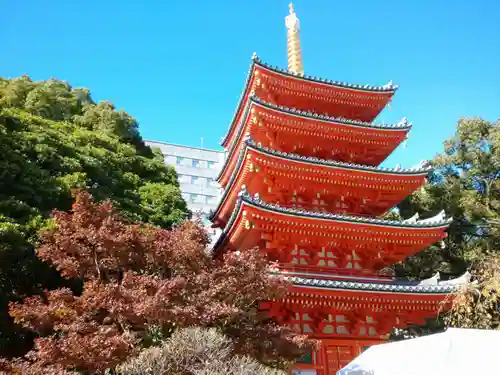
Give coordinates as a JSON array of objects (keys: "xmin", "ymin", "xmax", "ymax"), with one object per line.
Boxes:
[
  {"xmin": 286, "ymin": 275, "xmax": 463, "ymax": 294},
  {"xmin": 254, "ymin": 56, "xmax": 398, "ymax": 93},
  {"xmin": 221, "ymin": 55, "xmax": 399, "ymax": 148},
  {"xmin": 242, "ymin": 192, "xmax": 451, "ymax": 228},
  {"xmin": 218, "ymin": 96, "xmax": 412, "ymax": 182},
  {"xmin": 212, "ymin": 192, "xmax": 452, "ymax": 252},
  {"xmin": 251, "ymin": 96, "xmax": 412, "ymax": 131},
  {"xmin": 211, "ymin": 139, "xmax": 430, "ymax": 224},
  {"xmin": 245, "ymin": 138, "xmax": 429, "ymax": 175}
]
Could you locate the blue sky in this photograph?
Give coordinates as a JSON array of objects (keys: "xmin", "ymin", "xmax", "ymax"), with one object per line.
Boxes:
[{"xmin": 2, "ymin": 0, "xmax": 499, "ymax": 168}]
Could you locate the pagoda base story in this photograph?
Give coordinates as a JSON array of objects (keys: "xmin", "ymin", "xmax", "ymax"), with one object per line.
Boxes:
[
  {"xmin": 261, "ymin": 297, "xmax": 407, "ymax": 374},
  {"xmin": 257, "ymin": 274, "xmax": 463, "ymax": 374},
  {"xmin": 293, "ymin": 338, "xmax": 383, "ymax": 375}
]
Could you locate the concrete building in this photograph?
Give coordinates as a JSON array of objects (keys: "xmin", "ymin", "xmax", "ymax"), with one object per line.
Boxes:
[{"xmin": 145, "ymin": 140, "xmax": 226, "ymax": 223}]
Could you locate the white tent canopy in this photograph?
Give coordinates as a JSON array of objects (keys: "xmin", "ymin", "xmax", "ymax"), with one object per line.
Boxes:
[{"xmin": 337, "ymin": 328, "xmax": 500, "ymax": 375}]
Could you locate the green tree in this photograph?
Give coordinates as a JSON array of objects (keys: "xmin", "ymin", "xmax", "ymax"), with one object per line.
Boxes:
[
  {"xmin": 0, "ymin": 76, "xmax": 188, "ymax": 357},
  {"xmin": 388, "ymin": 117, "xmax": 499, "ymax": 337},
  {"xmin": 395, "ymin": 118, "xmax": 499, "ymax": 280}
]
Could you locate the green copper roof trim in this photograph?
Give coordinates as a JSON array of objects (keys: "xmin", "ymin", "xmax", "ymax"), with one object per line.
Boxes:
[{"xmin": 285, "ymin": 274, "xmax": 465, "ymax": 294}]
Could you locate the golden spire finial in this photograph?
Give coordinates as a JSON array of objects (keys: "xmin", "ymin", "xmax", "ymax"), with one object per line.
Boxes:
[{"xmin": 285, "ymin": 2, "xmax": 304, "ymax": 76}]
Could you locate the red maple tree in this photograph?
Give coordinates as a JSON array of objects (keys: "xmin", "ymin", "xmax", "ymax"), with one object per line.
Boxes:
[{"xmin": 1, "ymin": 192, "xmax": 314, "ymax": 374}]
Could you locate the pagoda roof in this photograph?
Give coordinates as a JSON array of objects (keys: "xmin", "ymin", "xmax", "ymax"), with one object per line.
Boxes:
[
  {"xmin": 273, "ymin": 271, "xmax": 467, "ymax": 316},
  {"xmin": 251, "ymin": 55, "xmax": 399, "ymax": 93},
  {"xmin": 250, "ymin": 95, "xmax": 412, "ymax": 130},
  {"xmin": 221, "ymin": 55, "xmax": 399, "ymax": 148},
  {"xmin": 219, "ymin": 95, "xmax": 412, "ymax": 173},
  {"xmin": 211, "ymin": 138, "xmax": 430, "ymax": 225},
  {"xmin": 282, "ymin": 272, "xmax": 468, "ymax": 294},
  {"xmin": 232, "ymin": 189, "xmax": 450, "ymax": 230},
  {"xmin": 245, "ymin": 138, "xmax": 428, "ymax": 175},
  {"xmin": 218, "ymin": 136, "xmax": 427, "ymax": 183},
  {"xmin": 213, "ymin": 190, "xmax": 452, "ymax": 252}
]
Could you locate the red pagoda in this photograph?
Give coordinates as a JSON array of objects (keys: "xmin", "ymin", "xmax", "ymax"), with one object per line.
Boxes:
[{"xmin": 211, "ymin": 4, "xmax": 467, "ymax": 374}]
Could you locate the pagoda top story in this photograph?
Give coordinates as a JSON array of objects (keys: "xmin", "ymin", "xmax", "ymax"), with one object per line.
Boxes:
[
  {"xmin": 221, "ymin": 6, "xmax": 399, "ymax": 150},
  {"xmin": 221, "ymin": 55, "xmax": 398, "ymax": 150}
]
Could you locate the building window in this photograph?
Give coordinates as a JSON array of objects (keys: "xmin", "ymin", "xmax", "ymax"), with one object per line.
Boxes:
[
  {"xmin": 176, "ymin": 156, "xmax": 184, "ymax": 165},
  {"xmin": 207, "ymin": 161, "xmax": 215, "ymax": 169},
  {"xmin": 187, "ymin": 194, "xmax": 207, "ymax": 204},
  {"xmin": 208, "ymin": 178, "xmax": 219, "ymax": 187},
  {"xmin": 189, "ymin": 194, "xmax": 205, "ymax": 204},
  {"xmin": 207, "ymin": 195, "xmax": 219, "ymax": 205},
  {"xmin": 192, "ymin": 159, "xmax": 201, "ymax": 168},
  {"xmin": 192, "ymin": 176, "xmax": 206, "ymax": 186},
  {"xmin": 178, "ymin": 174, "xmax": 191, "ymax": 184}
]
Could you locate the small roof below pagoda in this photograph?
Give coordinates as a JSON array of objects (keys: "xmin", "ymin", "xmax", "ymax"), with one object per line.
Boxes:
[
  {"xmin": 268, "ymin": 270, "xmax": 468, "ymax": 320},
  {"xmin": 259, "ymin": 271, "xmax": 468, "ymax": 325},
  {"xmin": 280, "ymin": 270, "xmax": 469, "ymax": 294}
]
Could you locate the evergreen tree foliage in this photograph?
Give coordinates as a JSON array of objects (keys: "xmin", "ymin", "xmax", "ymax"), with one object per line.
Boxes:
[
  {"xmin": 392, "ymin": 117, "xmax": 500, "ymax": 333},
  {"xmin": 396, "ymin": 118, "xmax": 499, "ymax": 280}
]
